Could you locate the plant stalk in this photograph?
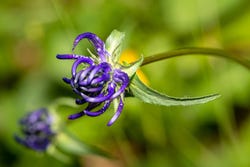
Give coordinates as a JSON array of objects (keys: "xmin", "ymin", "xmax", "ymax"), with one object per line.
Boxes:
[{"xmin": 142, "ymin": 47, "xmax": 250, "ymax": 69}]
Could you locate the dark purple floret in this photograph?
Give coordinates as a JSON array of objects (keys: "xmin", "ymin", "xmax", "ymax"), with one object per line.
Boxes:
[
  {"xmin": 15, "ymin": 108, "xmax": 55, "ymax": 151},
  {"xmin": 57, "ymin": 32, "xmax": 130, "ymax": 126}
]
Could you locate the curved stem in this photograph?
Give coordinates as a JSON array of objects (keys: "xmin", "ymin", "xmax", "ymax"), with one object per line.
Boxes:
[{"xmin": 142, "ymin": 47, "xmax": 250, "ymax": 69}]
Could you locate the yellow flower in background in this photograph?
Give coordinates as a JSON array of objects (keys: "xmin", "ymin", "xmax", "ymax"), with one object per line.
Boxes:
[{"xmin": 119, "ymin": 50, "xmax": 149, "ymax": 85}]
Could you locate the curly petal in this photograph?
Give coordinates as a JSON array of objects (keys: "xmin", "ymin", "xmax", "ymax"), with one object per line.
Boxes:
[
  {"xmin": 73, "ymin": 66, "xmax": 95, "ymax": 85},
  {"xmin": 111, "ymin": 69, "xmax": 129, "ymax": 99},
  {"xmin": 72, "ymin": 57, "xmax": 94, "ymax": 76},
  {"xmin": 84, "ymin": 100, "xmax": 112, "ymax": 117},
  {"xmin": 72, "ymin": 32, "xmax": 108, "ymax": 62},
  {"xmin": 57, "ymin": 31, "xmax": 132, "ymax": 126},
  {"xmin": 62, "ymin": 77, "xmax": 71, "ymax": 84},
  {"xmin": 56, "ymin": 54, "xmax": 87, "ymax": 60},
  {"xmin": 68, "ymin": 102, "xmax": 102, "ymax": 119},
  {"xmin": 107, "ymin": 97, "xmax": 124, "ymax": 126},
  {"xmin": 86, "ymin": 63, "xmax": 111, "ymax": 84},
  {"xmin": 79, "ymin": 82, "xmax": 116, "ymax": 103},
  {"xmin": 68, "ymin": 111, "xmax": 85, "ymax": 120}
]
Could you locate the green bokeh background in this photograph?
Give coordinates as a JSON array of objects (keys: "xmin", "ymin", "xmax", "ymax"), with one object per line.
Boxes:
[{"xmin": 0, "ymin": 0, "xmax": 250, "ymax": 166}]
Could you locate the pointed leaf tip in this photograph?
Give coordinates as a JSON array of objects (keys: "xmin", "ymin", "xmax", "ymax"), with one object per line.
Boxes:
[{"xmin": 130, "ymin": 75, "xmax": 220, "ymax": 106}]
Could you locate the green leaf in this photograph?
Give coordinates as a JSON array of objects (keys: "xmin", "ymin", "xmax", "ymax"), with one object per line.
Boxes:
[
  {"xmin": 49, "ymin": 97, "xmax": 78, "ymax": 111},
  {"xmin": 121, "ymin": 55, "xmax": 144, "ymax": 77},
  {"xmin": 105, "ymin": 30, "xmax": 125, "ymax": 63},
  {"xmin": 47, "ymin": 145, "xmax": 74, "ymax": 164},
  {"xmin": 54, "ymin": 131, "xmax": 111, "ymax": 158},
  {"xmin": 129, "ymin": 75, "xmax": 220, "ymax": 106},
  {"xmin": 48, "ymin": 97, "xmax": 87, "ymax": 131}
]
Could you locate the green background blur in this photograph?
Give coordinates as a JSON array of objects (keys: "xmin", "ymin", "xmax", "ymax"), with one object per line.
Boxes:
[{"xmin": 0, "ymin": 0, "xmax": 250, "ymax": 167}]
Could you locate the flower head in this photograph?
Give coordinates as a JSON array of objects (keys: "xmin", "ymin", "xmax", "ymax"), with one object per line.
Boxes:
[
  {"xmin": 15, "ymin": 108, "xmax": 55, "ymax": 151},
  {"xmin": 56, "ymin": 31, "xmax": 139, "ymax": 126}
]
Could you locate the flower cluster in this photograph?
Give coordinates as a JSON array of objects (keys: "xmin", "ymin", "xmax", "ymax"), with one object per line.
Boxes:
[
  {"xmin": 14, "ymin": 108, "xmax": 55, "ymax": 151},
  {"xmin": 57, "ymin": 32, "xmax": 130, "ymax": 126},
  {"xmin": 14, "ymin": 30, "xmax": 222, "ymax": 159}
]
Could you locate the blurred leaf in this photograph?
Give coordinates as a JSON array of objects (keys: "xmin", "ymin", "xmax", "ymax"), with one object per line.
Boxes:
[
  {"xmin": 47, "ymin": 145, "xmax": 73, "ymax": 164},
  {"xmin": 54, "ymin": 131, "xmax": 111, "ymax": 158},
  {"xmin": 49, "ymin": 97, "xmax": 78, "ymax": 111}
]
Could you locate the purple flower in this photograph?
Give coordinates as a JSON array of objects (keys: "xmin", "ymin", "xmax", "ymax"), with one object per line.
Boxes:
[
  {"xmin": 15, "ymin": 108, "xmax": 55, "ymax": 151},
  {"xmin": 57, "ymin": 32, "xmax": 130, "ymax": 126}
]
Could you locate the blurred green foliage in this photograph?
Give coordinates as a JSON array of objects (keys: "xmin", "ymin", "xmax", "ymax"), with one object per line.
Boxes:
[{"xmin": 0, "ymin": 0, "xmax": 250, "ymax": 166}]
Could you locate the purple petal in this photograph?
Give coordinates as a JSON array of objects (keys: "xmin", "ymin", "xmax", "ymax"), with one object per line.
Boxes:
[
  {"xmin": 20, "ymin": 108, "xmax": 47, "ymax": 124},
  {"xmin": 79, "ymin": 86, "xmax": 103, "ymax": 92},
  {"xmin": 107, "ymin": 97, "xmax": 124, "ymax": 126},
  {"xmin": 86, "ymin": 63, "xmax": 111, "ymax": 83},
  {"xmin": 84, "ymin": 101, "xmax": 112, "ymax": 117},
  {"xmin": 15, "ymin": 108, "xmax": 54, "ymax": 151},
  {"xmin": 75, "ymin": 98, "xmax": 86, "ymax": 105},
  {"xmin": 68, "ymin": 111, "xmax": 85, "ymax": 119},
  {"xmin": 72, "ymin": 57, "xmax": 94, "ymax": 76},
  {"xmin": 56, "ymin": 54, "xmax": 87, "ymax": 60},
  {"xmin": 72, "ymin": 32, "xmax": 107, "ymax": 62},
  {"xmin": 77, "ymin": 63, "xmax": 110, "ymax": 85},
  {"xmin": 90, "ymin": 74, "xmax": 110, "ymax": 85},
  {"xmin": 111, "ymin": 70, "xmax": 129, "ymax": 99},
  {"xmin": 74, "ymin": 66, "xmax": 95, "ymax": 85},
  {"xmin": 79, "ymin": 82, "xmax": 116, "ymax": 103},
  {"xmin": 86, "ymin": 64, "xmax": 104, "ymax": 84},
  {"xmin": 62, "ymin": 77, "xmax": 71, "ymax": 84}
]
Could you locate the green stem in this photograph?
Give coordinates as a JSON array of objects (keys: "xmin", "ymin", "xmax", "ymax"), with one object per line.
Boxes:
[
  {"xmin": 142, "ymin": 47, "xmax": 250, "ymax": 69},
  {"xmin": 55, "ymin": 130, "xmax": 111, "ymax": 158}
]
